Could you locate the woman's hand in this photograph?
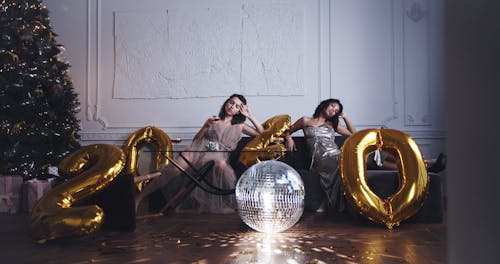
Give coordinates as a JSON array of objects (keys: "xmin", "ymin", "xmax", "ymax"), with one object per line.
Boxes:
[
  {"xmin": 239, "ymin": 104, "xmax": 252, "ymax": 118},
  {"xmin": 241, "ymin": 104, "xmax": 265, "ymax": 134},
  {"xmin": 203, "ymin": 116, "xmax": 220, "ymax": 128},
  {"xmin": 285, "ymin": 134, "xmax": 296, "ymax": 152},
  {"xmin": 195, "ymin": 116, "xmax": 219, "ymax": 140},
  {"xmin": 337, "ymin": 112, "xmax": 356, "ymax": 135}
]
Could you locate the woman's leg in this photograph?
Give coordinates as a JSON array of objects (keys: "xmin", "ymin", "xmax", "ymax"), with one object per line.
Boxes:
[
  {"xmin": 382, "ymin": 153, "xmax": 446, "ymax": 172},
  {"xmin": 189, "ymin": 158, "xmax": 237, "ymax": 213},
  {"xmin": 381, "ymin": 160, "xmax": 399, "ymax": 170},
  {"xmin": 135, "ymin": 155, "xmax": 190, "ymax": 211},
  {"xmin": 427, "ymin": 153, "xmax": 447, "ymax": 173}
]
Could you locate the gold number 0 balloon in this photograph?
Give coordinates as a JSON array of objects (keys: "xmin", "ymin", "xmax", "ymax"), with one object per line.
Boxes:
[
  {"xmin": 28, "ymin": 144, "xmax": 125, "ymax": 242},
  {"xmin": 239, "ymin": 115, "xmax": 291, "ymax": 167},
  {"xmin": 340, "ymin": 129, "xmax": 429, "ymax": 229},
  {"xmin": 123, "ymin": 126, "xmax": 173, "ymax": 190}
]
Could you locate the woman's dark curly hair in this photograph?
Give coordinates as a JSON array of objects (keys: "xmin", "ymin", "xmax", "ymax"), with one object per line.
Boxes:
[
  {"xmin": 313, "ymin": 98, "xmax": 343, "ymax": 131},
  {"xmin": 218, "ymin": 94, "xmax": 247, "ymax": 125}
]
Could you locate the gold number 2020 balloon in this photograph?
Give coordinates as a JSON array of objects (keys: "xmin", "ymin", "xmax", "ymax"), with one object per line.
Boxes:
[
  {"xmin": 239, "ymin": 115, "xmax": 291, "ymax": 167},
  {"xmin": 123, "ymin": 126, "xmax": 173, "ymax": 191},
  {"xmin": 340, "ymin": 129, "xmax": 429, "ymax": 229},
  {"xmin": 28, "ymin": 144, "xmax": 125, "ymax": 242}
]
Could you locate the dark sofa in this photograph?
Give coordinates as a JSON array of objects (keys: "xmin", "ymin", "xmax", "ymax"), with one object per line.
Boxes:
[{"xmin": 230, "ymin": 136, "xmax": 444, "ymax": 223}]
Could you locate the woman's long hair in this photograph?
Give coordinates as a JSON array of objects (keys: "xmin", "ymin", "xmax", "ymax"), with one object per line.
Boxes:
[
  {"xmin": 312, "ymin": 98, "xmax": 343, "ymax": 131},
  {"xmin": 218, "ymin": 94, "xmax": 247, "ymax": 125}
]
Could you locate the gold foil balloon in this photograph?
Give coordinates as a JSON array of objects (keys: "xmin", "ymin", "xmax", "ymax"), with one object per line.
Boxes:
[
  {"xmin": 340, "ymin": 129, "xmax": 429, "ymax": 229},
  {"xmin": 28, "ymin": 144, "xmax": 125, "ymax": 242},
  {"xmin": 239, "ymin": 115, "xmax": 291, "ymax": 167},
  {"xmin": 123, "ymin": 126, "xmax": 173, "ymax": 190}
]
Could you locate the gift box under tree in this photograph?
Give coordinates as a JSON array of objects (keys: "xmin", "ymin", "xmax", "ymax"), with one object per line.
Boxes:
[
  {"xmin": 0, "ymin": 175, "xmax": 23, "ymax": 214},
  {"xmin": 22, "ymin": 179, "xmax": 53, "ymax": 212}
]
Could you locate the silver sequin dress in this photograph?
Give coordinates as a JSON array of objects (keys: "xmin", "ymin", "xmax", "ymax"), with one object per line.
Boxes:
[{"xmin": 303, "ymin": 125, "xmax": 345, "ymax": 212}]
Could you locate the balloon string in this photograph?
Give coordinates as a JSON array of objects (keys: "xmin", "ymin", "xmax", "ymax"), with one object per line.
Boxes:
[{"xmin": 376, "ymin": 130, "xmax": 384, "ymax": 150}]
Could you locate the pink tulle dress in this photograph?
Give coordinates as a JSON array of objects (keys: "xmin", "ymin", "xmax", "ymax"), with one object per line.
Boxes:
[{"xmin": 160, "ymin": 121, "xmax": 243, "ymax": 213}]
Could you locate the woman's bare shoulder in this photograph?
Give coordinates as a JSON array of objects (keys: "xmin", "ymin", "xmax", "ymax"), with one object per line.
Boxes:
[{"xmin": 299, "ymin": 116, "xmax": 314, "ymax": 125}]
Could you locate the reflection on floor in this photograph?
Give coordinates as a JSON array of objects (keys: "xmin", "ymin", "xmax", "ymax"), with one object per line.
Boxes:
[{"xmin": 1, "ymin": 211, "xmax": 446, "ymax": 263}]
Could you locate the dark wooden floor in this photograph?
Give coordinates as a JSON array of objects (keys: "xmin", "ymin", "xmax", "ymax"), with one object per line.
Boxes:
[{"xmin": 0, "ymin": 211, "xmax": 446, "ymax": 264}]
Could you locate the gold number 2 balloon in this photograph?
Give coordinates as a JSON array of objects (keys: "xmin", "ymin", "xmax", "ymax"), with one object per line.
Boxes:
[
  {"xmin": 123, "ymin": 126, "xmax": 173, "ymax": 191},
  {"xmin": 28, "ymin": 144, "xmax": 125, "ymax": 242},
  {"xmin": 340, "ymin": 128, "xmax": 429, "ymax": 229},
  {"xmin": 239, "ymin": 114, "xmax": 291, "ymax": 167}
]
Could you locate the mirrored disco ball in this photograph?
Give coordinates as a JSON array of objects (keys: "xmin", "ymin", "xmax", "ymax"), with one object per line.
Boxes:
[{"xmin": 236, "ymin": 160, "xmax": 305, "ymax": 233}]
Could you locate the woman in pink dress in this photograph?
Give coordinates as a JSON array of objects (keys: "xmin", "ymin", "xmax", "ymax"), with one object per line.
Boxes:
[{"xmin": 135, "ymin": 94, "xmax": 263, "ymax": 213}]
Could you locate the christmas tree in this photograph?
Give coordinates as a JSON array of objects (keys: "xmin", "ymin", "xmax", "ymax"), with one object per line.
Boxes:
[{"xmin": 1, "ymin": 0, "xmax": 81, "ymax": 180}]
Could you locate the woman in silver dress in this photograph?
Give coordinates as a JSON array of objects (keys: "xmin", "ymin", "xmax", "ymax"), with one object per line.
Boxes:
[
  {"xmin": 284, "ymin": 99, "xmax": 446, "ymax": 213},
  {"xmin": 284, "ymin": 99, "xmax": 355, "ymax": 212}
]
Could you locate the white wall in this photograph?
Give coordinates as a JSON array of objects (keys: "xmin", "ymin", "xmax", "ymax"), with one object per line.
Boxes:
[{"xmin": 43, "ymin": 0, "xmax": 444, "ymax": 159}]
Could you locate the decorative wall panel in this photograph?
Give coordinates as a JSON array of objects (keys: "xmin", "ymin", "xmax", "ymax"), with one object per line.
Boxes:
[{"xmin": 113, "ymin": 4, "xmax": 303, "ymax": 99}]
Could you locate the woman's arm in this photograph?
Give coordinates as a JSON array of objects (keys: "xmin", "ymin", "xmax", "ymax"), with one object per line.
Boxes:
[
  {"xmin": 284, "ymin": 117, "xmax": 307, "ymax": 151},
  {"xmin": 240, "ymin": 104, "xmax": 264, "ymax": 136},
  {"xmin": 288, "ymin": 117, "xmax": 306, "ymax": 135},
  {"xmin": 336, "ymin": 113, "xmax": 356, "ymax": 136},
  {"xmin": 193, "ymin": 117, "xmax": 218, "ymax": 141},
  {"xmin": 242, "ymin": 123, "xmax": 261, "ymax": 136}
]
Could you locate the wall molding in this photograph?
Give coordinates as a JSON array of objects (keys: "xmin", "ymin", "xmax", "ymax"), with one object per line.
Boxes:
[
  {"xmin": 85, "ymin": 0, "xmax": 93, "ymax": 122},
  {"xmin": 406, "ymin": 0, "xmax": 426, "ymax": 22},
  {"xmin": 320, "ymin": 0, "xmax": 331, "ymax": 100},
  {"xmin": 403, "ymin": 0, "xmax": 431, "ymax": 126}
]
